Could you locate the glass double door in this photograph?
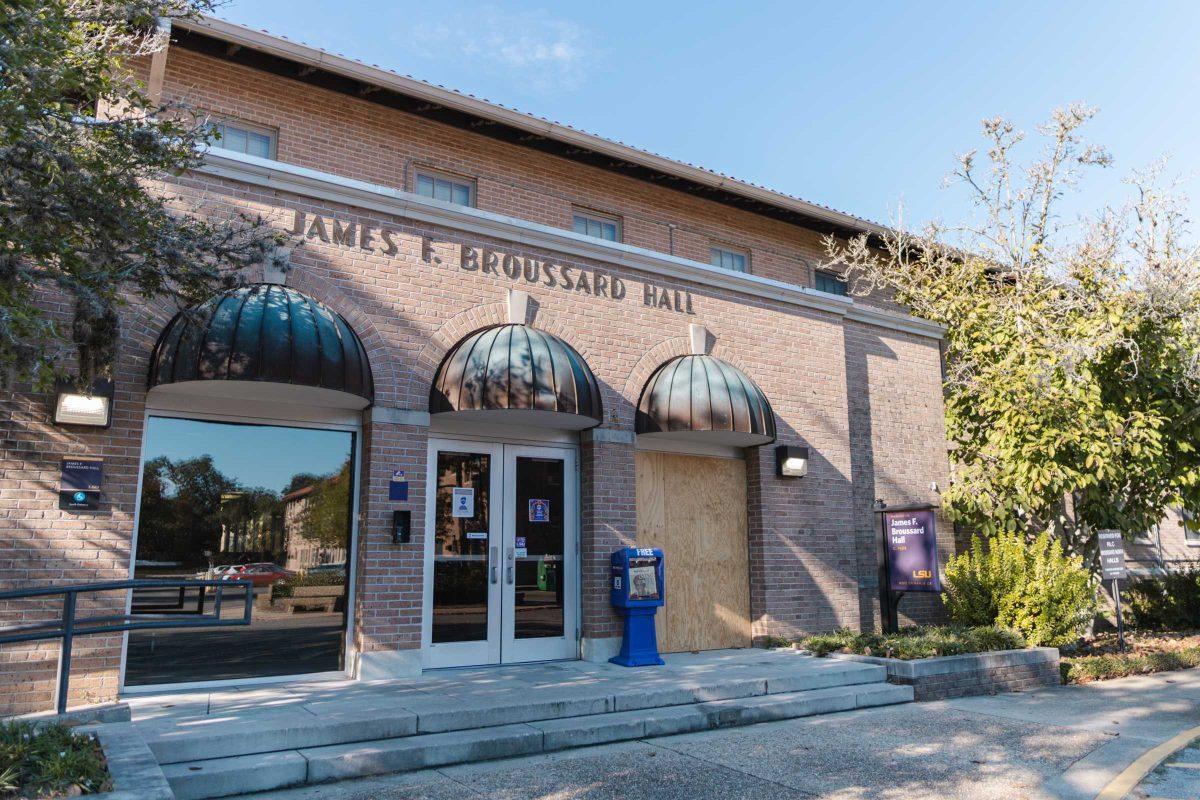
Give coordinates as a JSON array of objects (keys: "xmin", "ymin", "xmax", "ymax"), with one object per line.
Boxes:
[{"xmin": 425, "ymin": 440, "xmax": 578, "ymax": 668}]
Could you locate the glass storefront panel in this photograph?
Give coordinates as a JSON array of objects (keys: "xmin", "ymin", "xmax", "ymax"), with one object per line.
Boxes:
[
  {"xmin": 431, "ymin": 451, "xmax": 491, "ymax": 644},
  {"xmin": 513, "ymin": 456, "xmax": 565, "ymax": 640},
  {"xmin": 126, "ymin": 417, "xmax": 355, "ymax": 686}
]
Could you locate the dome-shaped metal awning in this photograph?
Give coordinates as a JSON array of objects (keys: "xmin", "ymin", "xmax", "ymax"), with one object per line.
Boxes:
[
  {"xmin": 636, "ymin": 355, "xmax": 776, "ymax": 446},
  {"xmin": 148, "ymin": 284, "xmax": 374, "ymax": 409},
  {"xmin": 430, "ymin": 324, "xmax": 602, "ymax": 430}
]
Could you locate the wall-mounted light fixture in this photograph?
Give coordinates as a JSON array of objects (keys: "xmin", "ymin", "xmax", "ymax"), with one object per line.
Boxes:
[
  {"xmin": 772, "ymin": 448, "xmax": 811, "ymax": 479},
  {"xmin": 53, "ymin": 379, "xmax": 114, "ymax": 428},
  {"xmin": 775, "ymin": 445, "xmax": 809, "ymax": 478}
]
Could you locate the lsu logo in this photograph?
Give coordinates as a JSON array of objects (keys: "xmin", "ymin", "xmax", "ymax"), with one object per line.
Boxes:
[{"xmin": 912, "ymin": 570, "xmax": 932, "ymax": 579}]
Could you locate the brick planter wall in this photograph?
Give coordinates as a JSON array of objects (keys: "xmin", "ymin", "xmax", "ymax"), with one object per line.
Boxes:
[{"xmin": 827, "ymin": 647, "xmax": 1061, "ymax": 701}]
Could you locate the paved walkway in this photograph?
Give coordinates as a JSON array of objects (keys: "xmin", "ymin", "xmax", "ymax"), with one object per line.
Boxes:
[
  {"xmin": 128, "ymin": 648, "xmax": 881, "ymax": 729},
  {"xmin": 231, "ymin": 667, "xmax": 1200, "ymax": 800}
]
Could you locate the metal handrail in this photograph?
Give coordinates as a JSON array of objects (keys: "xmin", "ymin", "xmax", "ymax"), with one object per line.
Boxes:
[{"xmin": 0, "ymin": 578, "xmax": 253, "ymax": 714}]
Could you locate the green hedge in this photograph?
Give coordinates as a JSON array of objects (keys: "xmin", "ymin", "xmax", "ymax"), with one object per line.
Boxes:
[
  {"xmin": 799, "ymin": 625, "xmax": 1026, "ymax": 660},
  {"xmin": 0, "ymin": 721, "xmax": 110, "ymax": 797},
  {"xmin": 1124, "ymin": 566, "xmax": 1200, "ymax": 630},
  {"xmin": 271, "ymin": 571, "xmax": 345, "ymax": 598}
]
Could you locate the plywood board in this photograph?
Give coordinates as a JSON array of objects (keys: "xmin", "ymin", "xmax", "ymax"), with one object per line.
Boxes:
[{"xmin": 635, "ymin": 451, "xmax": 751, "ymax": 652}]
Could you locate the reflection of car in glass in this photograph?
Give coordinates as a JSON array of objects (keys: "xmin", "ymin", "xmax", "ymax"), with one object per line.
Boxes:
[
  {"xmin": 305, "ymin": 563, "xmax": 346, "ymax": 576},
  {"xmin": 221, "ymin": 563, "xmax": 294, "ymax": 587},
  {"xmin": 195, "ymin": 564, "xmax": 240, "ymax": 579}
]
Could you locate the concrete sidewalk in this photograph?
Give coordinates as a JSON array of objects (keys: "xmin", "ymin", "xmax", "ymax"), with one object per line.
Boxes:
[{"xmin": 238, "ymin": 667, "xmax": 1200, "ymax": 800}]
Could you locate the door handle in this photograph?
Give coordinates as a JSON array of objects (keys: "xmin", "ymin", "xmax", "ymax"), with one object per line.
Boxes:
[
  {"xmin": 489, "ymin": 546, "xmax": 498, "ymax": 584},
  {"xmin": 505, "ymin": 546, "xmax": 515, "ymax": 585}
]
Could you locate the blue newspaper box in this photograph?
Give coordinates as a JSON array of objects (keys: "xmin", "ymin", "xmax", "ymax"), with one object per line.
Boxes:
[{"xmin": 609, "ymin": 547, "xmax": 665, "ymax": 667}]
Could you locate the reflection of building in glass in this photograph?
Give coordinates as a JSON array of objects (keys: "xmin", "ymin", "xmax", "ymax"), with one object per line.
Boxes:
[
  {"xmin": 283, "ymin": 478, "xmax": 349, "ymax": 571},
  {"xmin": 218, "ymin": 492, "xmax": 283, "ymax": 555}
]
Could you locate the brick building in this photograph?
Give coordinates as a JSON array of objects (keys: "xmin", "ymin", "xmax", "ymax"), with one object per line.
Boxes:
[{"xmin": 0, "ymin": 16, "xmax": 958, "ymax": 715}]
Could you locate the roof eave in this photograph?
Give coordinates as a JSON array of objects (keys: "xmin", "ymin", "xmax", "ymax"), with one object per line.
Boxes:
[{"xmin": 172, "ymin": 15, "xmax": 891, "ymax": 241}]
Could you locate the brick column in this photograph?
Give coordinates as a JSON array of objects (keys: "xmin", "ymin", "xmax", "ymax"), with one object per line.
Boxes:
[
  {"xmin": 352, "ymin": 407, "xmax": 429, "ymax": 679},
  {"xmin": 579, "ymin": 428, "xmax": 636, "ymax": 661}
]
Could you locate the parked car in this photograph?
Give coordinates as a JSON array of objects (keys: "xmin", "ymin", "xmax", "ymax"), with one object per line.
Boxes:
[{"xmin": 221, "ymin": 563, "xmax": 294, "ymax": 587}]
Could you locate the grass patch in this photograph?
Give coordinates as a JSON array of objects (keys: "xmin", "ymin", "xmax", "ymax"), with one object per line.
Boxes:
[
  {"xmin": 797, "ymin": 625, "xmax": 1026, "ymax": 660},
  {"xmin": 1060, "ymin": 630, "xmax": 1200, "ymax": 684},
  {"xmin": 0, "ymin": 721, "xmax": 111, "ymax": 798}
]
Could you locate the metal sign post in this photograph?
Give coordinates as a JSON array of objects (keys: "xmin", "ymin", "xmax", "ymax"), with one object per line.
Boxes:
[{"xmin": 1097, "ymin": 530, "xmax": 1128, "ymax": 651}]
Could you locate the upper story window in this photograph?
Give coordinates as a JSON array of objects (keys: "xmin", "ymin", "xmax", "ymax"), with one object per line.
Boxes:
[
  {"xmin": 710, "ymin": 246, "xmax": 749, "ymax": 273},
  {"xmin": 207, "ymin": 119, "xmax": 277, "ymax": 159},
  {"xmin": 414, "ymin": 169, "xmax": 475, "ymax": 207},
  {"xmin": 573, "ymin": 210, "xmax": 621, "ymax": 242},
  {"xmin": 815, "ymin": 269, "xmax": 849, "ymax": 296},
  {"xmin": 1183, "ymin": 510, "xmax": 1199, "ymax": 544}
]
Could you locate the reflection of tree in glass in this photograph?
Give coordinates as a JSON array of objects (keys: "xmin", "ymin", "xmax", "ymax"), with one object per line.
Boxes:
[
  {"xmin": 137, "ymin": 455, "xmax": 275, "ymax": 566},
  {"xmin": 291, "ymin": 458, "xmax": 352, "ymax": 548}
]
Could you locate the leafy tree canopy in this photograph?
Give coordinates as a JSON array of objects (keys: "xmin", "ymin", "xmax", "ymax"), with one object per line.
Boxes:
[
  {"xmin": 1, "ymin": 0, "xmax": 285, "ymax": 389},
  {"xmin": 826, "ymin": 104, "xmax": 1200, "ymax": 567}
]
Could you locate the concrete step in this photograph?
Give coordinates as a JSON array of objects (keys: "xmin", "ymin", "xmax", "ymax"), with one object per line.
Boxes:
[
  {"xmin": 161, "ymin": 681, "xmax": 913, "ymax": 800},
  {"xmin": 144, "ymin": 660, "xmax": 886, "ymax": 765}
]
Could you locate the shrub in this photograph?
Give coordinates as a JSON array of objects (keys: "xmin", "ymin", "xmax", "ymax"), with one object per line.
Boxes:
[
  {"xmin": 0, "ymin": 721, "xmax": 111, "ymax": 798},
  {"xmin": 272, "ymin": 571, "xmax": 345, "ymax": 598},
  {"xmin": 942, "ymin": 532, "xmax": 1096, "ymax": 646},
  {"xmin": 1124, "ymin": 565, "xmax": 1200, "ymax": 630},
  {"xmin": 799, "ymin": 625, "xmax": 1025, "ymax": 660},
  {"xmin": 1062, "ymin": 647, "xmax": 1200, "ymax": 683}
]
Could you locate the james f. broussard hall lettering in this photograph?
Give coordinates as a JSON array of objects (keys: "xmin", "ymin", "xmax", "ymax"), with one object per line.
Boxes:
[{"xmin": 290, "ymin": 209, "xmax": 696, "ymax": 313}]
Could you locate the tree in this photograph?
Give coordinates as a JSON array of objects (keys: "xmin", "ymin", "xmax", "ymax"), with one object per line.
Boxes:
[
  {"xmin": 0, "ymin": 0, "xmax": 285, "ymax": 389},
  {"xmin": 824, "ymin": 104, "xmax": 1200, "ymax": 569},
  {"xmin": 137, "ymin": 454, "xmax": 236, "ymax": 563},
  {"xmin": 295, "ymin": 459, "xmax": 353, "ymax": 549}
]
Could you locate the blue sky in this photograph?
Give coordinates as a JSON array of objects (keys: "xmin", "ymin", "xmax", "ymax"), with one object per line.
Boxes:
[
  {"xmin": 145, "ymin": 417, "xmax": 353, "ymax": 494},
  {"xmin": 213, "ymin": 0, "xmax": 1200, "ymax": 233}
]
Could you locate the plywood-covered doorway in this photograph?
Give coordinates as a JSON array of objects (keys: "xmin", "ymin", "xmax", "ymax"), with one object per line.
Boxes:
[{"xmin": 635, "ymin": 451, "xmax": 751, "ymax": 652}]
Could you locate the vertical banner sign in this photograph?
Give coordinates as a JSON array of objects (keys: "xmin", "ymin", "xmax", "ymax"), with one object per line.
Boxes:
[{"xmin": 884, "ymin": 509, "xmax": 941, "ymax": 592}]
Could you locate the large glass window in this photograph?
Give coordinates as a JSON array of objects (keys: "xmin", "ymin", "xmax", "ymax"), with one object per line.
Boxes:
[{"xmin": 126, "ymin": 417, "xmax": 355, "ymax": 686}]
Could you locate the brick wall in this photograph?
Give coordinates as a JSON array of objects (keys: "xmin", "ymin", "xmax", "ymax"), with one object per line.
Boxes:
[
  {"xmin": 1128, "ymin": 507, "xmax": 1199, "ymax": 574},
  {"xmin": 0, "ymin": 44, "xmax": 955, "ymax": 714},
  {"xmin": 0, "ymin": 291, "xmax": 165, "ymax": 715},
  {"xmin": 844, "ymin": 320, "xmax": 955, "ymax": 629},
  {"xmin": 831, "ymin": 648, "xmax": 1062, "ymax": 701},
  {"xmin": 156, "ymin": 47, "xmax": 889, "ymax": 300}
]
